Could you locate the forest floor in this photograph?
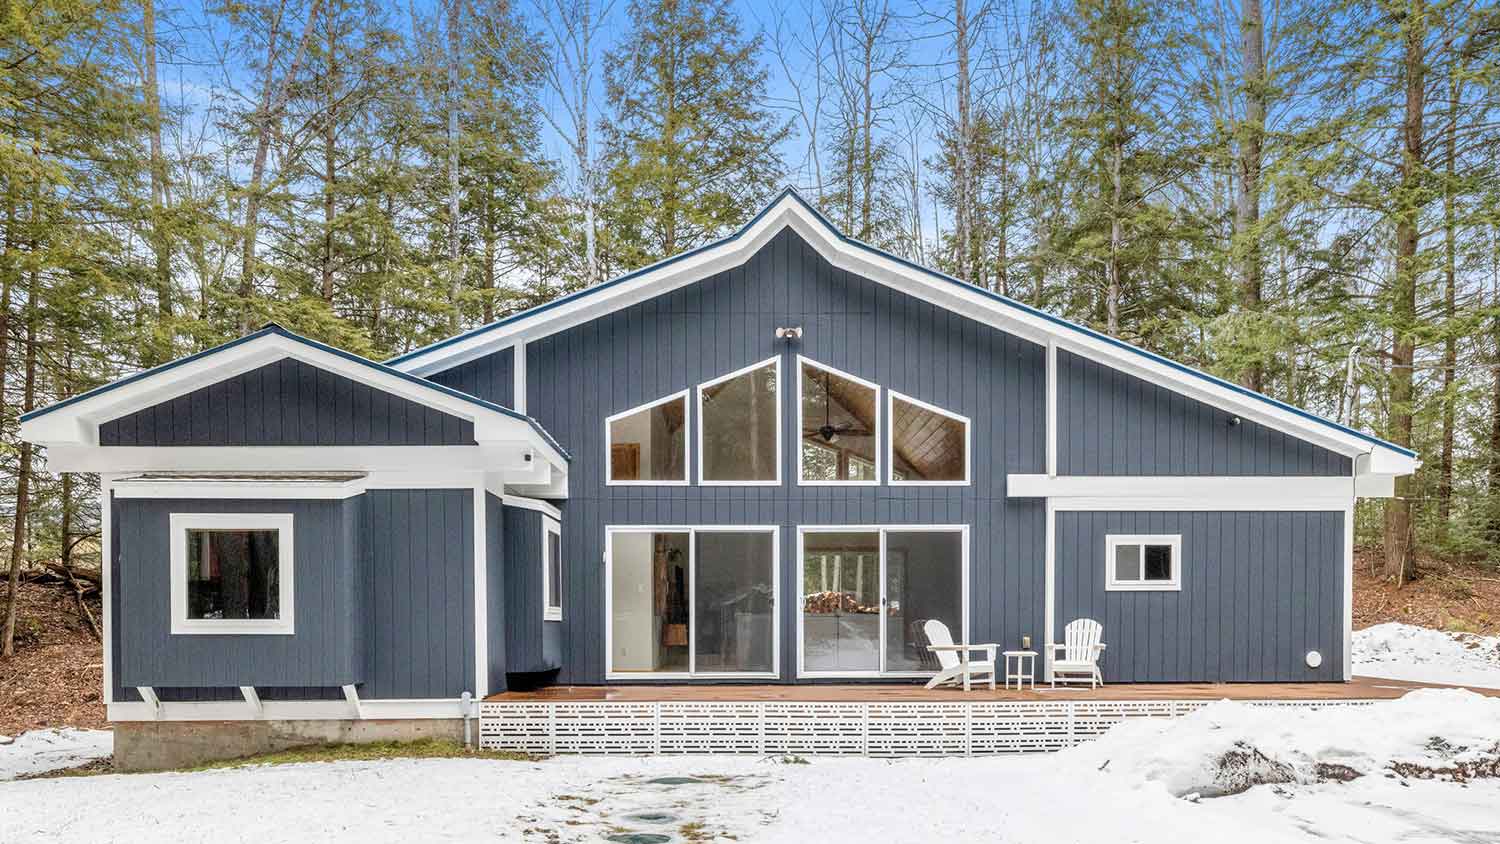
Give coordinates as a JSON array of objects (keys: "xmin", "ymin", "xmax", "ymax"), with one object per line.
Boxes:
[
  {"xmin": 0, "ymin": 549, "xmax": 1494, "ymax": 738},
  {"xmin": 0, "ymin": 581, "xmax": 105, "ymax": 737}
]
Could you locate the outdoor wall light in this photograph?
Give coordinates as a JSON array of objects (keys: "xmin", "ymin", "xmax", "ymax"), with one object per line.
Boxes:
[
  {"xmin": 776, "ymin": 326, "xmax": 803, "ymax": 340},
  {"xmin": 1305, "ymin": 650, "xmax": 1322, "ymax": 668}
]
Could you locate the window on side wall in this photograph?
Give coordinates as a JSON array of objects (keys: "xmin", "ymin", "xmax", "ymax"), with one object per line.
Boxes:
[
  {"xmin": 1105, "ymin": 535, "xmax": 1182, "ymax": 591},
  {"xmin": 170, "ymin": 513, "xmax": 295, "ymax": 634},
  {"xmin": 606, "ymin": 391, "xmax": 689, "ymax": 484},
  {"xmin": 544, "ymin": 517, "xmax": 563, "ymax": 621},
  {"xmin": 698, "ymin": 358, "xmax": 780, "ymax": 484}
]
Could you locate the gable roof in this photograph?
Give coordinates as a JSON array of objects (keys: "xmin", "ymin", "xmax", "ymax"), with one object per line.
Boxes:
[
  {"xmin": 21, "ymin": 324, "xmax": 568, "ymax": 464},
  {"xmin": 386, "ymin": 187, "xmax": 1415, "ymax": 473}
]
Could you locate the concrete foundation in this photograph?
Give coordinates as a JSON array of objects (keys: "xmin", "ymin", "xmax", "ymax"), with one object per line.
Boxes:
[{"xmin": 113, "ymin": 719, "xmax": 466, "ymax": 772}]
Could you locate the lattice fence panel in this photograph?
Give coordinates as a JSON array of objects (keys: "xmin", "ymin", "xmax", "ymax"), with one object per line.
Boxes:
[
  {"xmin": 658, "ymin": 703, "xmax": 765, "ymax": 754},
  {"xmin": 763, "ymin": 703, "xmax": 866, "ymax": 756},
  {"xmin": 479, "ymin": 698, "xmax": 1375, "ymax": 756}
]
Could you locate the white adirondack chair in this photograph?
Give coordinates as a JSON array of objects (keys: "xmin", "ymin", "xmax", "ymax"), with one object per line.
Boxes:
[
  {"xmin": 1048, "ymin": 618, "xmax": 1106, "ymax": 688},
  {"xmin": 921, "ymin": 619, "xmax": 998, "ymax": 691}
]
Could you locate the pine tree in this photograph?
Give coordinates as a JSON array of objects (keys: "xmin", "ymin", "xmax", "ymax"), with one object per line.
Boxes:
[{"xmin": 600, "ymin": 0, "xmax": 788, "ymax": 269}]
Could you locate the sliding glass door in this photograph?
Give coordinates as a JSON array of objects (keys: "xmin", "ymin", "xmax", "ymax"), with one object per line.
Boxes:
[
  {"xmin": 798, "ymin": 526, "xmax": 966, "ymax": 677},
  {"xmin": 607, "ymin": 527, "xmax": 777, "ymax": 678}
]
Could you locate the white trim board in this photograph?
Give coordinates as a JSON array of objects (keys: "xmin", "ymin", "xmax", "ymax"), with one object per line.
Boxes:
[
  {"xmin": 387, "ymin": 190, "xmax": 1415, "ymax": 477},
  {"xmin": 108, "ymin": 697, "xmax": 468, "ymax": 722},
  {"xmin": 542, "ymin": 515, "xmax": 563, "ymax": 622},
  {"xmin": 1008, "ymin": 474, "xmax": 1361, "ymax": 507}
]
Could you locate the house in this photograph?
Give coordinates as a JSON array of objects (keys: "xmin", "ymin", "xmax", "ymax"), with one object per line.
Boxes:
[{"xmin": 20, "ymin": 188, "xmax": 1417, "ymax": 766}]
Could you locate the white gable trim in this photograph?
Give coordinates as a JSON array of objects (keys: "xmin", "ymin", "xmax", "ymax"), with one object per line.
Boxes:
[
  {"xmin": 388, "ymin": 190, "xmax": 1415, "ymax": 475},
  {"xmin": 21, "ymin": 328, "xmax": 567, "ymax": 471}
]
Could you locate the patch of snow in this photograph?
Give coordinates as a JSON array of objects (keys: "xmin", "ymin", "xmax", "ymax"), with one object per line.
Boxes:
[
  {"xmin": 1353, "ymin": 621, "xmax": 1500, "ymax": 687},
  {"xmin": 2, "ymin": 692, "xmax": 1498, "ymax": 842},
  {"xmin": 0, "ymin": 728, "xmax": 112, "ymax": 781},
  {"xmin": 1067, "ymin": 688, "xmax": 1500, "ymax": 798}
]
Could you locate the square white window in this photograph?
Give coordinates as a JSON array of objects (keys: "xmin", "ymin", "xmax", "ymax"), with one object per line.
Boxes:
[
  {"xmin": 544, "ymin": 517, "xmax": 563, "ymax": 621},
  {"xmin": 170, "ymin": 513, "xmax": 295, "ymax": 634},
  {"xmin": 798, "ymin": 358, "xmax": 880, "ymax": 485},
  {"xmin": 1105, "ymin": 535, "xmax": 1181, "ymax": 591},
  {"xmin": 888, "ymin": 390, "xmax": 970, "ymax": 485},
  {"xmin": 698, "ymin": 357, "xmax": 781, "ymax": 484},
  {"xmin": 606, "ymin": 391, "xmax": 688, "ymax": 484}
]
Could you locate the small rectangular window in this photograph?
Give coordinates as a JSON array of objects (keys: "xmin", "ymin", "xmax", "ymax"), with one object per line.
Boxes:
[
  {"xmin": 171, "ymin": 513, "xmax": 294, "ymax": 634},
  {"xmin": 1105, "ymin": 535, "xmax": 1181, "ymax": 591},
  {"xmin": 544, "ymin": 518, "xmax": 563, "ymax": 621}
]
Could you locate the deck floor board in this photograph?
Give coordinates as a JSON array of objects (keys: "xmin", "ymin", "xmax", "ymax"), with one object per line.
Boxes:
[{"xmin": 487, "ymin": 676, "xmax": 1494, "ymax": 703}]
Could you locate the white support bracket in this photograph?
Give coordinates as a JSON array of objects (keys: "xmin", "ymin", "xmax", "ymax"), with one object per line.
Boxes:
[
  {"xmin": 136, "ymin": 686, "xmax": 161, "ymax": 719},
  {"xmin": 240, "ymin": 686, "xmax": 262, "ymax": 717},
  {"xmin": 342, "ymin": 684, "xmax": 363, "ymax": 719}
]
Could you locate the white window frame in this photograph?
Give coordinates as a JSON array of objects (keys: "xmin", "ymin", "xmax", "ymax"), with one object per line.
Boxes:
[
  {"xmin": 886, "ymin": 390, "xmax": 971, "ymax": 486},
  {"xmin": 543, "ymin": 516, "xmax": 563, "ymax": 621},
  {"xmin": 604, "ymin": 389, "xmax": 690, "ymax": 486},
  {"xmin": 795, "ymin": 524, "xmax": 969, "ymax": 680},
  {"xmin": 170, "ymin": 512, "xmax": 295, "ymax": 635},
  {"xmin": 696, "ymin": 356, "xmax": 782, "ymax": 486},
  {"xmin": 796, "ymin": 356, "xmax": 880, "ymax": 487},
  {"xmin": 603, "ymin": 525, "xmax": 780, "ymax": 680},
  {"xmin": 1104, "ymin": 534, "xmax": 1182, "ymax": 592}
]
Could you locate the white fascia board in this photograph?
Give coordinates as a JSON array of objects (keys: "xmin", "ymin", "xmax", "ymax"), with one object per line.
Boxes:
[
  {"xmin": 1008, "ymin": 474, "xmax": 1356, "ymax": 509},
  {"xmin": 114, "ymin": 479, "xmax": 367, "ymax": 500},
  {"xmin": 108, "ymin": 698, "xmax": 467, "ymax": 722},
  {"xmin": 40, "ymin": 444, "xmax": 533, "ymax": 474},
  {"xmin": 389, "ymin": 192, "xmax": 1414, "ymax": 471},
  {"xmin": 21, "ymin": 332, "xmax": 568, "ymax": 471}
]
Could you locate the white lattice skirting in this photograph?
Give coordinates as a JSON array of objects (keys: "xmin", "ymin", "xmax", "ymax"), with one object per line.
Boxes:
[{"xmin": 479, "ymin": 698, "xmax": 1376, "ymax": 756}]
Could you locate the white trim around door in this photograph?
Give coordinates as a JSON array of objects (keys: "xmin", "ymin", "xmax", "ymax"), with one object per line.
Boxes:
[
  {"xmin": 604, "ymin": 525, "xmax": 780, "ymax": 681},
  {"xmin": 795, "ymin": 524, "xmax": 969, "ymax": 680}
]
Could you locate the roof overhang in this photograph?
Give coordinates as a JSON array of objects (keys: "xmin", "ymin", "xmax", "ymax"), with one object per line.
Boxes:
[
  {"xmin": 21, "ymin": 326, "xmax": 569, "ymax": 481},
  {"xmin": 387, "ymin": 188, "xmax": 1417, "ymax": 477}
]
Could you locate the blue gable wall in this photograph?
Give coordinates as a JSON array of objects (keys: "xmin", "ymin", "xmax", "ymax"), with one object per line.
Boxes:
[
  {"xmin": 101, "ymin": 357, "xmax": 476, "ymax": 446},
  {"xmin": 428, "ymin": 346, "xmax": 514, "ymax": 407}
]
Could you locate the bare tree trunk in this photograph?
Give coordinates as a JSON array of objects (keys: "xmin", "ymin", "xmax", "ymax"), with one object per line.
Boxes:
[
  {"xmin": 1106, "ymin": 137, "xmax": 1122, "ymax": 335},
  {"xmin": 446, "ymin": 0, "xmax": 463, "ymax": 332},
  {"xmin": 142, "ymin": 0, "xmax": 173, "ymax": 363},
  {"xmin": 1490, "ymin": 233, "xmax": 1500, "ymax": 543},
  {"xmin": 995, "ymin": 137, "xmax": 1009, "ymax": 296},
  {"xmin": 320, "ymin": 13, "xmax": 338, "ymax": 305},
  {"xmin": 482, "ymin": 186, "xmax": 496, "ymax": 323},
  {"xmin": 1235, "ymin": 0, "xmax": 1265, "ymax": 392},
  {"xmin": 2, "ymin": 276, "xmax": 37, "ymax": 658},
  {"xmin": 1383, "ymin": 0, "xmax": 1425, "ymax": 585},
  {"xmin": 1437, "ymin": 29, "xmax": 1459, "ymax": 531},
  {"xmin": 954, "ymin": 0, "xmax": 972, "ymax": 282},
  {"xmin": 237, "ymin": 0, "xmax": 325, "ymax": 334},
  {"xmin": 578, "ymin": 1, "xmax": 599, "ymax": 286}
]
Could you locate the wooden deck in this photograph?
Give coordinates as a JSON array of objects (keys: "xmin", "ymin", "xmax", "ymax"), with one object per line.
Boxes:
[{"xmin": 488, "ymin": 675, "xmax": 1497, "ymax": 703}]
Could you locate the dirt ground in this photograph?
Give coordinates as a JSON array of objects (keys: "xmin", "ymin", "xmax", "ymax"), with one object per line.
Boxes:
[
  {"xmin": 1353, "ymin": 551, "xmax": 1499, "ymax": 636},
  {"xmin": 0, "ymin": 580, "xmax": 106, "ymax": 736},
  {"xmin": 0, "ymin": 550, "xmax": 1496, "ymax": 736}
]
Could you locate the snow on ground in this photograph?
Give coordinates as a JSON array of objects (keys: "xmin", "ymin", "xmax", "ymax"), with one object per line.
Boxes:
[
  {"xmin": 0, "ymin": 729, "xmax": 112, "ymax": 782},
  {"xmin": 2, "ymin": 690, "xmax": 1498, "ymax": 843},
  {"xmin": 1353, "ymin": 621, "xmax": 1500, "ymax": 687}
]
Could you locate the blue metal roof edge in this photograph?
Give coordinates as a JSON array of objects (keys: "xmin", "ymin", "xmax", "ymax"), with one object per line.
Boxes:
[
  {"xmin": 22, "ymin": 324, "xmax": 572, "ymax": 461},
  {"xmin": 389, "ymin": 185, "xmax": 1412, "ymax": 460}
]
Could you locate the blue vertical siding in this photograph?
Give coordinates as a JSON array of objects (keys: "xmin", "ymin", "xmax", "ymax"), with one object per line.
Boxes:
[
  {"xmin": 1056, "ymin": 350, "xmax": 1351, "ymax": 476},
  {"xmin": 1053, "ymin": 510, "xmax": 1344, "ymax": 682},
  {"xmin": 427, "ymin": 346, "xmax": 514, "ymax": 407},
  {"xmin": 503, "ymin": 505, "xmax": 560, "ymax": 673},
  {"xmin": 100, "ymin": 357, "xmax": 476, "ymax": 446},
  {"xmin": 485, "ymin": 492, "xmax": 508, "ymax": 692},
  {"xmin": 525, "ymin": 228, "xmax": 1049, "ymax": 683}
]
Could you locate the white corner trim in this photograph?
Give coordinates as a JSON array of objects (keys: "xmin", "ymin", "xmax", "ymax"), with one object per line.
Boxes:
[
  {"xmin": 473, "ymin": 485, "xmax": 489, "ymax": 698},
  {"xmin": 168, "ymin": 512, "xmax": 295, "ymax": 636},
  {"xmin": 696, "ymin": 357, "xmax": 783, "ymax": 486},
  {"xmin": 101, "ymin": 474, "xmax": 115, "ymax": 706},
  {"xmin": 1046, "ymin": 340, "xmax": 1057, "ymax": 478},
  {"xmin": 543, "ymin": 515, "xmax": 563, "ymax": 622},
  {"xmin": 512, "ymin": 341, "xmax": 527, "ymax": 414},
  {"xmin": 604, "ymin": 389, "xmax": 691, "ymax": 486},
  {"xmin": 887, "ymin": 389, "xmax": 971, "ymax": 486},
  {"xmin": 1342, "ymin": 499, "xmax": 1355, "ymax": 681},
  {"xmin": 795, "ymin": 356, "xmax": 881, "ymax": 486},
  {"xmin": 1043, "ymin": 500, "xmax": 1055, "ymax": 683},
  {"xmin": 1103, "ymin": 534, "xmax": 1183, "ymax": 592},
  {"xmin": 1007, "ymin": 474, "xmax": 1356, "ymax": 510}
]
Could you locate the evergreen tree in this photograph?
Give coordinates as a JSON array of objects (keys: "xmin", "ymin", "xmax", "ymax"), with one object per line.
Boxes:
[{"xmin": 600, "ymin": 0, "xmax": 788, "ymax": 270}]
